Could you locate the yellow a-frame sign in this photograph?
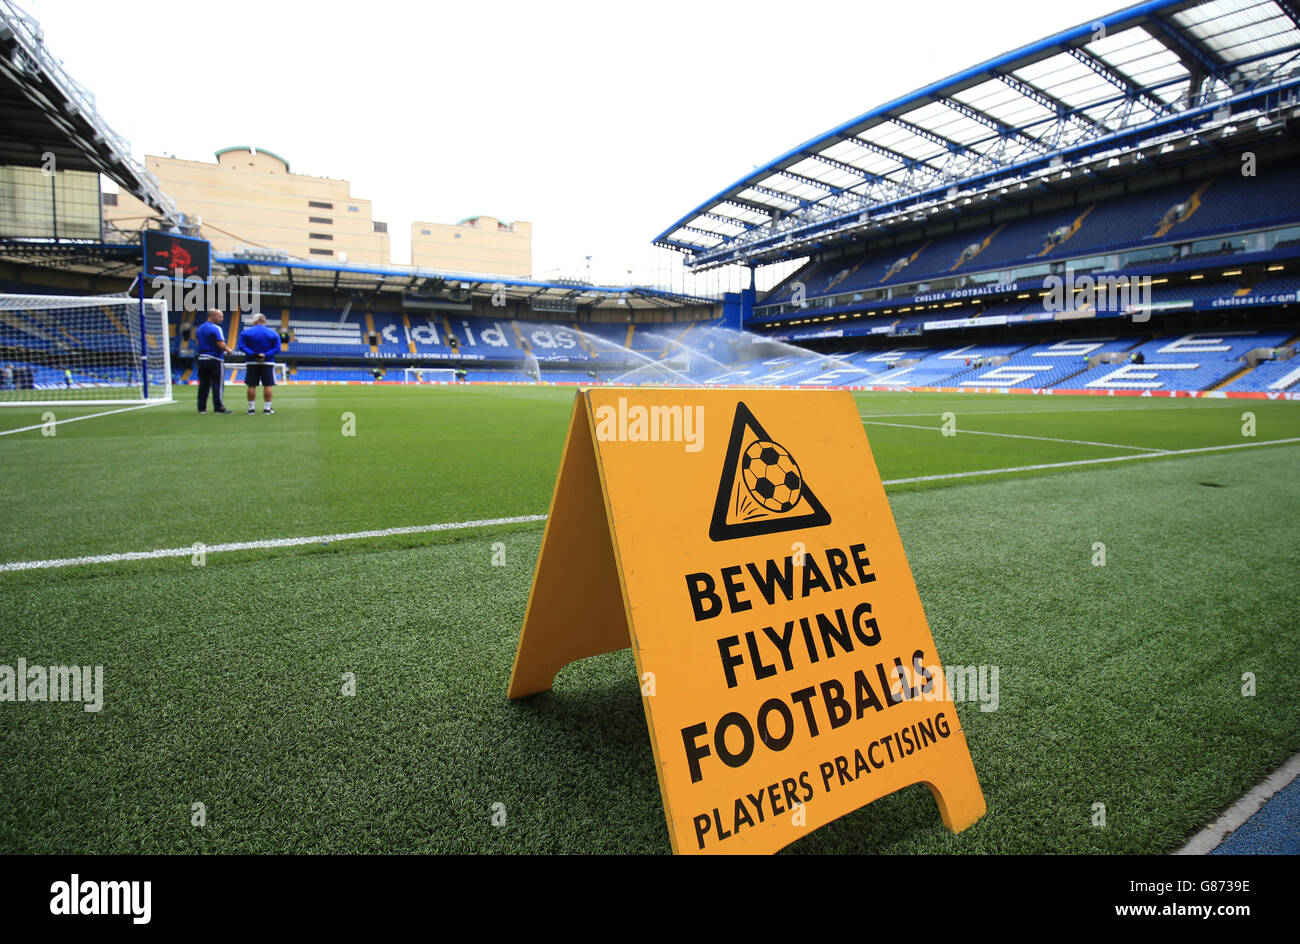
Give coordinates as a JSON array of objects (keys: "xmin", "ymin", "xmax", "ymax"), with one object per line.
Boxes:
[{"xmin": 509, "ymin": 388, "xmax": 985, "ymax": 854}]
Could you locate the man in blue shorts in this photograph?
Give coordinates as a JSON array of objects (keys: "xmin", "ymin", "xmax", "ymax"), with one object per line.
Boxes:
[
  {"xmin": 237, "ymin": 313, "xmax": 282, "ymax": 414},
  {"xmin": 194, "ymin": 309, "xmax": 234, "ymax": 414}
]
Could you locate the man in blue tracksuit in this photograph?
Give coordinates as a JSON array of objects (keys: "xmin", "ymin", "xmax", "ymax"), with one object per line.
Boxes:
[
  {"xmin": 194, "ymin": 309, "xmax": 233, "ymax": 413},
  {"xmin": 237, "ymin": 313, "xmax": 282, "ymax": 414}
]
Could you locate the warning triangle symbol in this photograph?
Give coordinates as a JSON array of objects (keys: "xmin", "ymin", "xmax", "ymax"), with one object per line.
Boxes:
[{"xmin": 709, "ymin": 401, "xmax": 831, "ymax": 542}]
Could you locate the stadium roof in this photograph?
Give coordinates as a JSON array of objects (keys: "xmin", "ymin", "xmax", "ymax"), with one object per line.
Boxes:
[
  {"xmin": 654, "ymin": 0, "xmax": 1300, "ymax": 270},
  {"xmin": 0, "ymin": 0, "xmax": 183, "ymax": 228},
  {"xmin": 217, "ymin": 255, "xmax": 715, "ymax": 311},
  {"xmin": 0, "ymin": 238, "xmax": 715, "ymax": 308}
]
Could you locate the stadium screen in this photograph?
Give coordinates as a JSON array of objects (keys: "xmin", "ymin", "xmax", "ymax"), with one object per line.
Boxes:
[{"xmin": 142, "ymin": 230, "xmax": 211, "ymax": 280}]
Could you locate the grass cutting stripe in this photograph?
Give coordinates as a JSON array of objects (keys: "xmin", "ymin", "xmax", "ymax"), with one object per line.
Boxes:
[{"xmin": 2, "ymin": 431, "xmax": 1294, "ymax": 572}]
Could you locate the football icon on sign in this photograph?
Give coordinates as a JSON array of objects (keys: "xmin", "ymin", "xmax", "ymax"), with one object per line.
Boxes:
[
  {"xmin": 741, "ymin": 439, "xmax": 802, "ymax": 512},
  {"xmin": 710, "ymin": 401, "xmax": 831, "ymax": 541}
]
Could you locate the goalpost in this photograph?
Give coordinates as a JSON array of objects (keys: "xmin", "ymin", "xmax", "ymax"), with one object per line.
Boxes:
[
  {"xmin": 402, "ymin": 367, "xmax": 457, "ymax": 384},
  {"xmin": 0, "ymin": 294, "xmax": 172, "ymax": 406},
  {"xmin": 227, "ymin": 361, "xmax": 288, "ymax": 385}
]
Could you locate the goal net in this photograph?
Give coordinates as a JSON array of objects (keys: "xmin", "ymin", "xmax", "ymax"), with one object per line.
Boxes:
[
  {"xmin": 0, "ymin": 294, "xmax": 172, "ymax": 405},
  {"xmin": 402, "ymin": 367, "xmax": 457, "ymax": 384},
  {"xmin": 227, "ymin": 361, "xmax": 288, "ymax": 385}
]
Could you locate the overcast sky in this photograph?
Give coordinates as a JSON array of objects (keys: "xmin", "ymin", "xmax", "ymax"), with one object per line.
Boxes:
[{"xmin": 24, "ymin": 0, "xmax": 1108, "ymax": 291}]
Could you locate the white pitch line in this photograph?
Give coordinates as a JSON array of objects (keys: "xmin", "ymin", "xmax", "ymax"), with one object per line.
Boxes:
[
  {"xmin": 0, "ymin": 514, "xmax": 548, "ymax": 573},
  {"xmin": 1175, "ymin": 750, "xmax": 1300, "ymax": 854},
  {"xmin": 863, "ymin": 419, "xmax": 1167, "ymax": 452},
  {"xmin": 0, "ymin": 401, "xmax": 169, "ymax": 437},
  {"xmin": 881, "ymin": 437, "xmax": 1300, "ymax": 485}
]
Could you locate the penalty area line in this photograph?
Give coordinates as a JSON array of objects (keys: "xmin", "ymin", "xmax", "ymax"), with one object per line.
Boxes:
[
  {"xmin": 0, "ymin": 401, "xmax": 170, "ymax": 438},
  {"xmin": 881, "ymin": 437, "xmax": 1300, "ymax": 485},
  {"xmin": 863, "ymin": 419, "xmax": 1167, "ymax": 452},
  {"xmin": 859, "ymin": 403, "xmax": 1250, "ymax": 419},
  {"xmin": 0, "ymin": 514, "xmax": 548, "ymax": 573}
]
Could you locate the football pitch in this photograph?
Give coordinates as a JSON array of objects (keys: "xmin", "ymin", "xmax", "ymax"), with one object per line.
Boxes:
[{"xmin": 0, "ymin": 385, "xmax": 1297, "ymax": 854}]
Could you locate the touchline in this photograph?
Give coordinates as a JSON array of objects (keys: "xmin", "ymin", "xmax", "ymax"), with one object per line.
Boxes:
[{"xmin": 50, "ymin": 875, "xmax": 151, "ymax": 925}]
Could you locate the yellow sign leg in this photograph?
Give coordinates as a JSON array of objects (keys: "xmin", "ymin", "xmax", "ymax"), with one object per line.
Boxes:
[{"xmin": 508, "ymin": 394, "xmax": 630, "ymax": 699}]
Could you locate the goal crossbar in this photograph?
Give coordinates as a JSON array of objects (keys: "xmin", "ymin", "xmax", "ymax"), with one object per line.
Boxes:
[
  {"xmin": 402, "ymin": 367, "xmax": 457, "ymax": 384},
  {"xmin": 226, "ymin": 360, "xmax": 289, "ymax": 384}
]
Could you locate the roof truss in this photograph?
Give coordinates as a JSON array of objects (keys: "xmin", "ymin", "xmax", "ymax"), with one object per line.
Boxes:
[{"xmin": 655, "ymin": 0, "xmax": 1300, "ymax": 270}]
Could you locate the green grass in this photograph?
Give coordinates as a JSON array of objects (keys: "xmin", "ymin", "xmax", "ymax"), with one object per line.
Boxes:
[{"xmin": 0, "ymin": 386, "xmax": 1297, "ymax": 853}]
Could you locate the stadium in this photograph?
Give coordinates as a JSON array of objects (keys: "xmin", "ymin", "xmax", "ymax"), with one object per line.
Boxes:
[{"xmin": 0, "ymin": 0, "xmax": 1297, "ymax": 861}]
